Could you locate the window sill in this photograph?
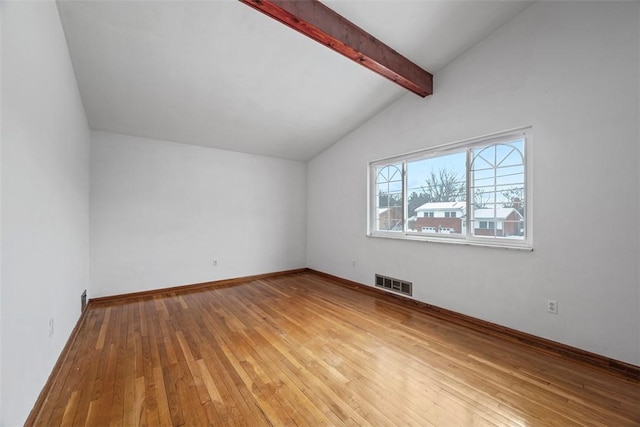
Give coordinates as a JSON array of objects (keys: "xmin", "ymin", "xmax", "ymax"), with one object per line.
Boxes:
[{"xmin": 366, "ymin": 233, "xmax": 534, "ymax": 251}]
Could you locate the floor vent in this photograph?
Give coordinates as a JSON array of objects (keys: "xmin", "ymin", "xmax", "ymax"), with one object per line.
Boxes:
[{"xmin": 375, "ymin": 274, "xmax": 412, "ymax": 297}]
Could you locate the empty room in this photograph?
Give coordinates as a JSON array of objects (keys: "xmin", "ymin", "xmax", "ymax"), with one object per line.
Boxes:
[{"xmin": 1, "ymin": 0, "xmax": 639, "ymax": 425}]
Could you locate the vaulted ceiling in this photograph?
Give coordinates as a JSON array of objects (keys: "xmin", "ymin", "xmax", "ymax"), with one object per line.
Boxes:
[{"xmin": 57, "ymin": 0, "xmax": 533, "ymax": 161}]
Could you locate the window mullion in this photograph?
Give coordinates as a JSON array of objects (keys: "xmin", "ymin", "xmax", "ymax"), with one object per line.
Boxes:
[
  {"xmin": 466, "ymin": 148, "xmax": 471, "ymax": 238},
  {"xmin": 402, "ymin": 161, "xmax": 408, "ymax": 234}
]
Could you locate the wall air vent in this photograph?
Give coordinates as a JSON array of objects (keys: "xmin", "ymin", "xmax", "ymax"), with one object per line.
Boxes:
[{"xmin": 375, "ymin": 274, "xmax": 412, "ymax": 297}]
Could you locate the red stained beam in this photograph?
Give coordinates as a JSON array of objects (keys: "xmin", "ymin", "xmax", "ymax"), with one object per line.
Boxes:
[{"xmin": 239, "ymin": 0, "xmax": 433, "ymax": 97}]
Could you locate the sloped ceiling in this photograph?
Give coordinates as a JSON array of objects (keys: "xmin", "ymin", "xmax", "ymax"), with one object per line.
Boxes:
[{"xmin": 57, "ymin": 0, "xmax": 533, "ymax": 161}]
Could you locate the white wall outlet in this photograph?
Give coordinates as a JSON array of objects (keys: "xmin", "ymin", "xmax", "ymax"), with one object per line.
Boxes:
[
  {"xmin": 352, "ymin": 260, "xmax": 356, "ymax": 268},
  {"xmin": 48, "ymin": 318, "xmax": 54, "ymax": 337},
  {"xmin": 212, "ymin": 259, "xmax": 218, "ymax": 267},
  {"xmin": 546, "ymin": 299, "xmax": 558, "ymax": 314}
]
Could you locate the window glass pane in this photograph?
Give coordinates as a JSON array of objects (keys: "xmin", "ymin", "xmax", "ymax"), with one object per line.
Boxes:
[
  {"xmin": 369, "ymin": 129, "xmax": 530, "ymax": 248},
  {"xmin": 407, "ymin": 152, "xmax": 466, "ymax": 235},
  {"xmin": 375, "ymin": 164, "xmax": 403, "ymax": 231},
  {"xmin": 470, "ymin": 139, "xmax": 525, "ymax": 239}
]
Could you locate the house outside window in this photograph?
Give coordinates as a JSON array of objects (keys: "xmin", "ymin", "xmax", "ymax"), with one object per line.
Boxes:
[
  {"xmin": 369, "ymin": 128, "xmax": 531, "ymax": 249},
  {"xmin": 414, "ymin": 202, "xmax": 466, "ymax": 234}
]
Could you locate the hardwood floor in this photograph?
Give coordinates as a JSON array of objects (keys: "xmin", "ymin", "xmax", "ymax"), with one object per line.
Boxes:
[{"xmin": 30, "ymin": 272, "xmax": 639, "ymax": 426}]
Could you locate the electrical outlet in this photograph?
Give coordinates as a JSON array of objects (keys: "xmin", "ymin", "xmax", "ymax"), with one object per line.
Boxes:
[
  {"xmin": 351, "ymin": 260, "xmax": 356, "ymax": 268},
  {"xmin": 546, "ymin": 299, "xmax": 558, "ymax": 314},
  {"xmin": 49, "ymin": 318, "xmax": 55, "ymax": 338},
  {"xmin": 212, "ymin": 259, "xmax": 218, "ymax": 267}
]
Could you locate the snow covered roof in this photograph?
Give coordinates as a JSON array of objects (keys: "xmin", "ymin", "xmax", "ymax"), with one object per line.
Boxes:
[
  {"xmin": 413, "ymin": 203, "xmax": 523, "ymax": 220},
  {"xmin": 378, "ymin": 207, "xmax": 402, "ymax": 215},
  {"xmin": 414, "ymin": 201, "xmax": 465, "ymax": 212},
  {"xmin": 474, "ymin": 208, "xmax": 522, "ymax": 220}
]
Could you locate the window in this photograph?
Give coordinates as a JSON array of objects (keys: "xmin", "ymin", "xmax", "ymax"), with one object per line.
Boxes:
[
  {"xmin": 374, "ymin": 164, "xmax": 403, "ymax": 231},
  {"xmin": 479, "ymin": 221, "xmax": 496, "ymax": 229},
  {"xmin": 369, "ymin": 128, "xmax": 531, "ymax": 249}
]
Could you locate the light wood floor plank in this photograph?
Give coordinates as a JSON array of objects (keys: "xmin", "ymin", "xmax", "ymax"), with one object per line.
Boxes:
[{"xmin": 28, "ymin": 272, "xmax": 640, "ymax": 426}]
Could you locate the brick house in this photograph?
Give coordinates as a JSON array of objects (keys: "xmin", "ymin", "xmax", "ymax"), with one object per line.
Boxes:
[
  {"xmin": 473, "ymin": 208, "xmax": 523, "ymax": 237},
  {"xmin": 378, "ymin": 206, "xmax": 403, "ymax": 231},
  {"xmin": 414, "ymin": 202, "xmax": 465, "ymax": 234},
  {"xmin": 414, "ymin": 203, "xmax": 524, "ymax": 237}
]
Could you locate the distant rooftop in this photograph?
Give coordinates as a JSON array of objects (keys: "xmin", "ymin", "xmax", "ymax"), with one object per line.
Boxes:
[
  {"xmin": 474, "ymin": 208, "xmax": 522, "ymax": 220},
  {"xmin": 414, "ymin": 201, "xmax": 465, "ymax": 212},
  {"xmin": 413, "ymin": 203, "xmax": 523, "ymax": 220}
]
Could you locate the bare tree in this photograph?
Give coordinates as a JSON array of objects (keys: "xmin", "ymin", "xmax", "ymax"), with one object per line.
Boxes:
[
  {"xmin": 421, "ymin": 169, "xmax": 465, "ymax": 203},
  {"xmin": 473, "ymin": 188, "xmax": 489, "ymax": 208},
  {"xmin": 501, "ymin": 187, "xmax": 524, "ymax": 215},
  {"xmin": 408, "ymin": 191, "xmax": 430, "ymax": 215}
]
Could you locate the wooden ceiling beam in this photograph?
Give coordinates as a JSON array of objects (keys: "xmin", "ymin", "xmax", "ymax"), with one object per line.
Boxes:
[{"xmin": 239, "ymin": 0, "xmax": 433, "ymax": 97}]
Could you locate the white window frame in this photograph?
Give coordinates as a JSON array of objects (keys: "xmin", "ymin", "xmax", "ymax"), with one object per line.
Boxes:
[{"xmin": 368, "ymin": 127, "xmax": 533, "ymax": 250}]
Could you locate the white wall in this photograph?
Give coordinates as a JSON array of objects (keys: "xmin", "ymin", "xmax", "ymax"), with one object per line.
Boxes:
[
  {"xmin": 91, "ymin": 131, "xmax": 307, "ymax": 297},
  {"xmin": 0, "ymin": 6, "xmax": 3, "ymax": 423},
  {"xmin": 1, "ymin": 1, "xmax": 91, "ymax": 425},
  {"xmin": 307, "ymin": 2, "xmax": 640, "ymax": 365}
]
